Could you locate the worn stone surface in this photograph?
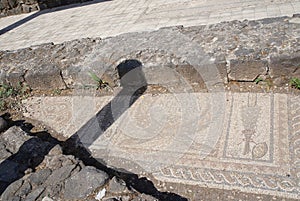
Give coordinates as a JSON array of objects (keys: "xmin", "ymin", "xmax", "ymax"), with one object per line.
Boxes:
[
  {"xmin": 0, "ymin": 0, "xmax": 96, "ymax": 17},
  {"xmin": 0, "ymin": 126, "xmax": 31, "ymax": 153},
  {"xmin": 0, "ymin": 123, "xmax": 185, "ymax": 201},
  {"xmin": 0, "ymin": 16, "xmax": 299, "ymax": 91},
  {"xmin": 21, "ymin": 92, "xmax": 300, "ymax": 199},
  {"xmin": 0, "ymin": 0, "xmax": 39, "ymax": 17},
  {"xmin": 269, "ymin": 53, "xmax": 300, "ymax": 85},
  {"xmin": 43, "ymin": 165, "xmax": 76, "ymax": 186},
  {"xmin": 28, "ymin": 169, "xmax": 51, "ymax": 187},
  {"xmin": 24, "ymin": 64, "xmax": 66, "ymax": 90},
  {"xmin": 228, "ymin": 60, "xmax": 268, "ymax": 81},
  {"xmin": 25, "ymin": 187, "xmax": 45, "ymax": 201},
  {"xmin": 64, "ymin": 166, "xmax": 108, "ymax": 199},
  {"xmin": 38, "ymin": 0, "xmax": 94, "ymax": 10},
  {"xmin": 151, "ymin": 93, "xmax": 298, "ymax": 199},
  {"xmin": 1, "ymin": 179, "xmax": 23, "ymax": 201},
  {"xmin": 0, "ymin": 139, "xmax": 120, "ymax": 201},
  {"xmin": 0, "ymin": 126, "xmax": 54, "ymax": 198},
  {"xmin": 108, "ymin": 176, "xmax": 128, "ymax": 194},
  {"xmin": 0, "ymin": 11, "xmax": 300, "ymax": 201},
  {"xmin": 0, "ymin": 117, "xmax": 8, "ymax": 132},
  {"xmin": 0, "ymin": 0, "xmax": 299, "ymax": 50},
  {"xmin": 0, "ymin": 38, "xmax": 98, "ymax": 90},
  {"xmin": 41, "ymin": 197, "xmax": 54, "ymax": 201}
]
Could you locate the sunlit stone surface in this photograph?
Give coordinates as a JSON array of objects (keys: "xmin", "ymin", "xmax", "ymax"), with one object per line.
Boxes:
[{"xmin": 22, "ymin": 92, "xmax": 300, "ymax": 199}]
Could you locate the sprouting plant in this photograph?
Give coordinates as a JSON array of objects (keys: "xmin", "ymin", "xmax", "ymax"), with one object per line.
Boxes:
[
  {"xmin": 267, "ymin": 80, "xmax": 273, "ymax": 90},
  {"xmin": 290, "ymin": 77, "xmax": 300, "ymax": 90},
  {"xmin": 254, "ymin": 77, "xmax": 264, "ymax": 84},
  {"xmin": 53, "ymin": 88, "xmax": 62, "ymax": 95},
  {"xmin": 0, "ymin": 99, "xmax": 5, "ymax": 111},
  {"xmin": 0, "ymin": 82, "xmax": 31, "ymax": 111},
  {"xmin": 0, "ymin": 83, "xmax": 16, "ymax": 98},
  {"xmin": 88, "ymin": 72, "xmax": 111, "ymax": 90},
  {"xmin": 17, "ymin": 82, "xmax": 31, "ymax": 98}
]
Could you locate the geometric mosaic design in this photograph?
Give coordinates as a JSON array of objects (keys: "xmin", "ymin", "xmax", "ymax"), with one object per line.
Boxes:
[
  {"xmin": 154, "ymin": 93, "xmax": 299, "ymax": 199},
  {"xmin": 22, "ymin": 93, "xmax": 300, "ymax": 198}
]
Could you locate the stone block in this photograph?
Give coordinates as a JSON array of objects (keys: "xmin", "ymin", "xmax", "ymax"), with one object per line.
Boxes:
[
  {"xmin": 1, "ymin": 0, "xmax": 10, "ymax": 9},
  {"xmin": 64, "ymin": 166, "xmax": 108, "ymax": 199},
  {"xmin": 228, "ymin": 60, "xmax": 267, "ymax": 82},
  {"xmin": 269, "ymin": 54, "xmax": 300, "ymax": 86},
  {"xmin": 6, "ymin": 71, "xmax": 25, "ymax": 87},
  {"xmin": 24, "ymin": 64, "xmax": 66, "ymax": 90},
  {"xmin": 8, "ymin": 0, "xmax": 17, "ymax": 8}
]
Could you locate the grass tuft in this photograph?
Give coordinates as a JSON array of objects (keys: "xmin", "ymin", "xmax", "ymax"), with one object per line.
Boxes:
[
  {"xmin": 88, "ymin": 72, "xmax": 111, "ymax": 90},
  {"xmin": 290, "ymin": 77, "xmax": 300, "ymax": 90},
  {"xmin": 0, "ymin": 82, "xmax": 31, "ymax": 111}
]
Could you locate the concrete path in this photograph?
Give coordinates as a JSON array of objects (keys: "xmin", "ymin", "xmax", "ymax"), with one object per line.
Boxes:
[
  {"xmin": 0, "ymin": 0, "xmax": 299, "ymax": 50},
  {"xmin": 22, "ymin": 92, "xmax": 300, "ymax": 199}
]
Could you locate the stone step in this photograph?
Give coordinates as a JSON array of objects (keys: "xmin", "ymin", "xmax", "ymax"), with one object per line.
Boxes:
[{"xmin": 22, "ymin": 92, "xmax": 300, "ymax": 199}]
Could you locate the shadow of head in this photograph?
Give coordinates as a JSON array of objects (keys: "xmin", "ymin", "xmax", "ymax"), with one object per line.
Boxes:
[{"xmin": 116, "ymin": 59, "xmax": 147, "ymax": 88}]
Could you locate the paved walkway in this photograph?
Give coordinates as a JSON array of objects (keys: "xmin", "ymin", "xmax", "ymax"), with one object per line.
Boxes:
[{"xmin": 0, "ymin": 0, "xmax": 299, "ymax": 50}]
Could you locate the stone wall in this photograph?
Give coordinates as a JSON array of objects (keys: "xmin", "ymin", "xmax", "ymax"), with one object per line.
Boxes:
[
  {"xmin": 0, "ymin": 16, "xmax": 299, "ymax": 93},
  {"xmin": 0, "ymin": 0, "xmax": 93, "ymax": 17},
  {"xmin": 0, "ymin": 0, "xmax": 39, "ymax": 17},
  {"xmin": 38, "ymin": 0, "xmax": 93, "ymax": 9}
]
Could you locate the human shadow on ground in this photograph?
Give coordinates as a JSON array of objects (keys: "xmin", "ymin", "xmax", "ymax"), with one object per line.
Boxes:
[
  {"xmin": 0, "ymin": 59, "xmax": 188, "ymax": 201},
  {"xmin": 72, "ymin": 59, "xmax": 147, "ymax": 147},
  {"xmin": 0, "ymin": 0, "xmax": 112, "ymax": 35}
]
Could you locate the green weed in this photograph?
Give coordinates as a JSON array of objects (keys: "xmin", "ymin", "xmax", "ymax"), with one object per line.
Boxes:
[
  {"xmin": 53, "ymin": 88, "xmax": 62, "ymax": 95},
  {"xmin": 254, "ymin": 77, "xmax": 264, "ymax": 84},
  {"xmin": 88, "ymin": 72, "xmax": 111, "ymax": 90},
  {"xmin": 290, "ymin": 77, "xmax": 300, "ymax": 90},
  {"xmin": 0, "ymin": 82, "xmax": 31, "ymax": 111}
]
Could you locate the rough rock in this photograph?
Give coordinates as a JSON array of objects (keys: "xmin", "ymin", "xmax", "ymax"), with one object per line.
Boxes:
[
  {"xmin": 24, "ymin": 64, "xmax": 66, "ymax": 90},
  {"xmin": 0, "ymin": 38, "xmax": 98, "ymax": 89},
  {"xmin": 47, "ymin": 144, "xmax": 63, "ymax": 156},
  {"xmin": 1, "ymin": 142, "xmax": 77, "ymax": 200},
  {"xmin": 1, "ymin": 16, "xmax": 299, "ymax": 201},
  {"xmin": 0, "ymin": 0, "xmax": 95, "ymax": 17},
  {"xmin": 28, "ymin": 169, "xmax": 52, "ymax": 187},
  {"xmin": 108, "ymin": 176, "xmax": 128, "ymax": 194},
  {"xmin": 0, "ymin": 117, "xmax": 8, "ymax": 132},
  {"xmin": 0, "ymin": 126, "xmax": 31, "ymax": 153},
  {"xmin": 43, "ymin": 165, "xmax": 76, "ymax": 186},
  {"xmin": 0, "ymin": 16, "xmax": 299, "ymax": 92},
  {"xmin": 64, "ymin": 166, "xmax": 109, "ymax": 199},
  {"xmin": 38, "ymin": 151, "xmax": 78, "ymax": 170},
  {"xmin": 228, "ymin": 60, "xmax": 268, "ymax": 81},
  {"xmin": 1, "ymin": 179, "xmax": 23, "ymax": 201},
  {"xmin": 131, "ymin": 194, "xmax": 158, "ymax": 201},
  {"xmin": 15, "ymin": 180, "xmax": 31, "ymax": 198},
  {"xmin": 0, "ymin": 142, "xmax": 12, "ymax": 159},
  {"xmin": 269, "ymin": 53, "xmax": 300, "ymax": 86},
  {"xmin": 41, "ymin": 197, "xmax": 54, "ymax": 201},
  {"xmin": 0, "ymin": 126, "xmax": 52, "ymax": 199},
  {"xmin": 25, "ymin": 187, "xmax": 45, "ymax": 201}
]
